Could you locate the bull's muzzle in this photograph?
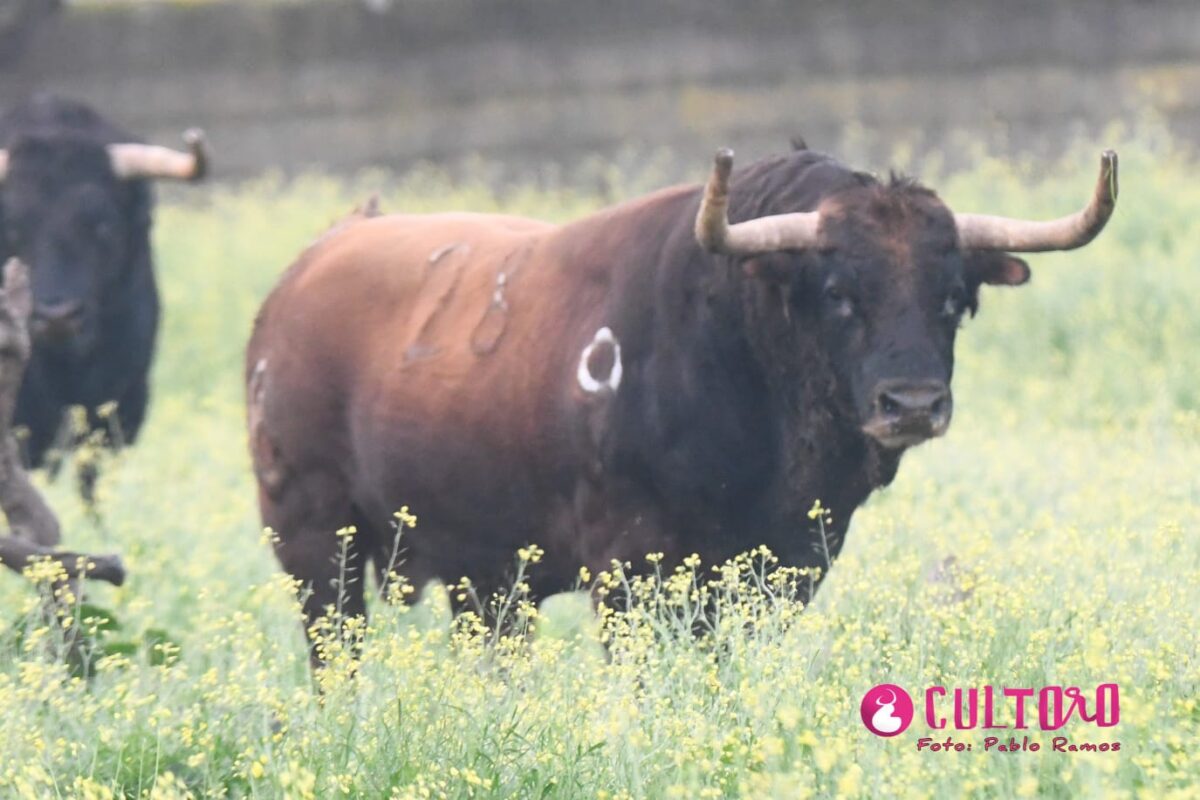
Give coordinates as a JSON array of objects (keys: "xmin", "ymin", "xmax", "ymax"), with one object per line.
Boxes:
[
  {"xmin": 31, "ymin": 300, "xmax": 85, "ymax": 344},
  {"xmin": 862, "ymin": 379, "xmax": 952, "ymax": 449}
]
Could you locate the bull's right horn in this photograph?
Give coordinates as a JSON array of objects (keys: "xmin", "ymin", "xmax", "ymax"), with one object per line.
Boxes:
[
  {"xmin": 0, "ymin": 150, "xmax": 8, "ymax": 182},
  {"xmin": 954, "ymin": 150, "xmax": 1118, "ymax": 252},
  {"xmin": 695, "ymin": 148, "xmax": 821, "ymax": 256},
  {"xmin": 107, "ymin": 128, "xmax": 208, "ymax": 182}
]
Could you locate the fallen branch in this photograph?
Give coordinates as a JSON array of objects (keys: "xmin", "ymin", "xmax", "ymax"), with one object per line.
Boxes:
[{"xmin": 0, "ymin": 536, "xmax": 124, "ymax": 585}]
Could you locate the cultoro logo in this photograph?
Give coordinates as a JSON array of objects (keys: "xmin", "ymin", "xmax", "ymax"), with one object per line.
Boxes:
[
  {"xmin": 859, "ymin": 683, "xmax": 1122, "ymax": 753},
  {"xmin": 860, "ymin": 684, "xmax": 914, "ymax": 737}
]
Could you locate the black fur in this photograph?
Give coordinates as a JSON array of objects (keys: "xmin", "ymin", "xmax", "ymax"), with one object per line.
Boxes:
[
  {"xmin": 0, "ymin": 95, "xmax": 160, "ymax": 465},
  {"xmin": 590, "ymin": 149, "xmax": 1008, "ymax": 589}
]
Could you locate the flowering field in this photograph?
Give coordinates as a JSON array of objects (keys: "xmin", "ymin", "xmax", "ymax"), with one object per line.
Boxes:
[{"xmin": 0, "ymin": 130, "xmax": 1197, "ymax": 798}]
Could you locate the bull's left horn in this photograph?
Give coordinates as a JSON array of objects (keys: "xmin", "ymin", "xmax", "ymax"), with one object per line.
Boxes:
[
  {"xmin": 0, "ymin": 150, "xmax": 8, "ymax": 182},
  {"xmin": 954, "ymin": 150, "xmax": 1118, "ymax": 252},
  {"xmin": 695, "ymin": 148, "xmax": 821, "ymax": 255},
  {"xmin": 107, "ymin": 128, "xmax": 208, "ymax": 182}
]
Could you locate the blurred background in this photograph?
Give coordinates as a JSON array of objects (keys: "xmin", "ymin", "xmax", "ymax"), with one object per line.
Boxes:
[
  {"xmin": 2, "ymin": 6, "xmax": 1199, "ymax": 797},
  {"xmin": 3, "ymin": 0, "xmax": 1198, "ymax": 182}
]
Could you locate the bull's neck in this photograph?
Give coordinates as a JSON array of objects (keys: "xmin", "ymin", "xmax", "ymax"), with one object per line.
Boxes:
[
  {"xmin": 555, "ymin": 175, "xmax": 905, "ymax": 568},
  {"xmin": 636, "ymin": 231, "xmax": 901, "ymax": 552},
  {"xmin": 562, "ymin": 187, "xmax": 900, "ymax": 512}
]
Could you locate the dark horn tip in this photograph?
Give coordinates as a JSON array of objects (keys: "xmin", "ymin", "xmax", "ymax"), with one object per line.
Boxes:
[
  {"xmin": 710, "ymin": 148, "xmax": 734, "ymax": 185},
  {"xmin": 1099, "ymin": 149, "xmax": 1118, "ymax": 200},
  {"xmin": 184, "ymin": 128, "xmax": 209, "ymax": 182},
  {"xmin": 1100, "ymin": 149, "xmax": 1118, "ymax": 174}
]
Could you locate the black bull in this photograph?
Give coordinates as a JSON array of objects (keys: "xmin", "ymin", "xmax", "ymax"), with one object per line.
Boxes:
[{"xmin": 0, "ymin": 95, "xmax": 205, "ymax": 473}]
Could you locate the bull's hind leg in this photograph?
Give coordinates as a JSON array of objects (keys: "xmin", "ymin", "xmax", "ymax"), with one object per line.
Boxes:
[{"xmin": 258, "ymin": 469, "xmax": 368, "ymax": 671}]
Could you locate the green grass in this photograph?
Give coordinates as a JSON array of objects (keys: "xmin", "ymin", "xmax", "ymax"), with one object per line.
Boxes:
[{"xmin": 0, "ymin": 129, "xmax": 1197, "ymax": 798}]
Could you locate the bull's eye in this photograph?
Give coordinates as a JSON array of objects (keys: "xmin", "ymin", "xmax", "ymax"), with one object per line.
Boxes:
[
  {"xmin": 823, "ymin": 284, "xmax": 855, "ymax": 319},
  {"xmin": 941, "ymin": 287, "xmax": 967, "ymax": 321}
]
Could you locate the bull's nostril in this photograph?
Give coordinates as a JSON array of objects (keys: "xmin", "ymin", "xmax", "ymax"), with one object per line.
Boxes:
[
  {"xmin": 34, "ymin": 302, "xmax": 84, "ymax": 324},
  {"xmin": 31, "ymin": 301, "xmax": 86, "ymax": 341},
  {"xmin": 868, "ymin": 381, "xmax": 951, "ymax": 444},
  {"xmin": 874, "ymin": 381, "xmax": 951, "ymax": 421}
]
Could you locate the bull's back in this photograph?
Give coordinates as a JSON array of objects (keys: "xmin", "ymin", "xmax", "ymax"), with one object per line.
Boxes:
[
  {"xmin": 254, "ymin": 212, "xmax": 553, "ymax": 378},
  {"xmin": 247, "ymin": 211, "xmax": 560, "ymax": 504}
]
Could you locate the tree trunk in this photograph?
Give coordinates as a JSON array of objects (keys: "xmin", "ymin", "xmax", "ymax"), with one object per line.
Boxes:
[{"xmin": 0, "ymin": 258, "xmax": 124, "ymax": 587}]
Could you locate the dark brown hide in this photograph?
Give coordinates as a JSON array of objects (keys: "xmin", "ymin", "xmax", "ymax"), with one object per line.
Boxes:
[{"xmin": 247, "ymin": 149, "xmax": 1103, "ymax": 660}]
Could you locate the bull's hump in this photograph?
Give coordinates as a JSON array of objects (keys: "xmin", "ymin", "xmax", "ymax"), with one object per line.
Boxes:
[
  {"xmin": 361, "ymin": 212, "xmax": 553, "ymax": 236},
  {"xmin": 291, "ymin": 213, "xmax": 548, "ymax": 291}
]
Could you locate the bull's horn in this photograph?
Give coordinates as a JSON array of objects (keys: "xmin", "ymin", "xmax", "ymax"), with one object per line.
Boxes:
[
  {"xmin": 954, "ymin": 150, "xmax": 1118, "ymax": 252},
  {"xmin": 107, "ymin": 128, "xmax": 208, "ymax": 182},
  {"xmin": 0, "ymin": 150, "xmax": 7, "ymax": 182},
  {"xmin": 695, "ymin": 148, "xmax": 821, "ymax": 255}
]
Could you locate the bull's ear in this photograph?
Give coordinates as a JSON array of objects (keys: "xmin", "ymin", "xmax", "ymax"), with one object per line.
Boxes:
[{"xmin": 965, "ymin": 252, "xmax": 1030, "ymax": 287}]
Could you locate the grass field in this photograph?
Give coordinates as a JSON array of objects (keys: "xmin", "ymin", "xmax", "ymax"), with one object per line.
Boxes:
[{"xmin": 0, "ymin": 129, "xmax": 1197, "ymax": 799}]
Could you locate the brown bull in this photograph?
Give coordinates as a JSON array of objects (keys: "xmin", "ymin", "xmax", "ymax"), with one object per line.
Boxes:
[{"xmin": 246, "ymin": 146, "xmax": 1117, "ymax": 661}]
